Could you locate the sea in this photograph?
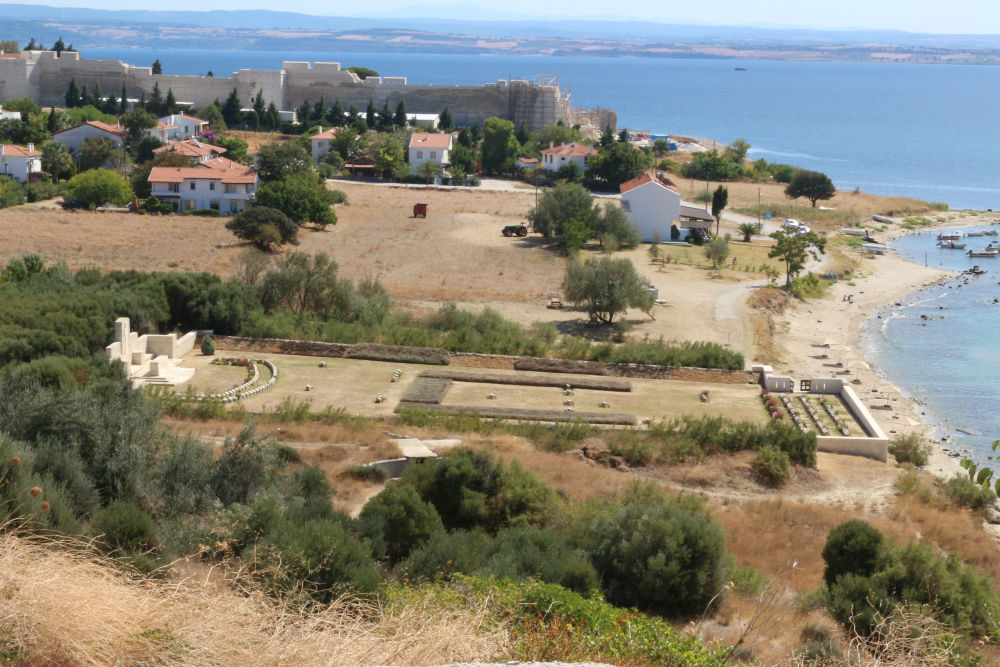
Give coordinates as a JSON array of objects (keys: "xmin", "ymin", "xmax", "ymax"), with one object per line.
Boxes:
[
  {"xmin": 83, "ymin": 46, "xmax": 1000, "ymax": 457},
  {"xmin": 863, "ymin": 228, "xmax": 1000, "ymax": 467}
]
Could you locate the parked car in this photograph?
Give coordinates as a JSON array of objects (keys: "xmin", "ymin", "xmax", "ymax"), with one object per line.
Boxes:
[{"xmin": 784, "ymin": 218, "xmax": 811, "ymax": 235}]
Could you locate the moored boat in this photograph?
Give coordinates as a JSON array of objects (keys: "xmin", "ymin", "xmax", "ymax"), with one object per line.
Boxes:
[
  {"xmin": 964, "ymin": 265, "xmax": 988, "ymax": 275},
  {"xmin": 939, "ymin": 240, "xmax": 967, "ymax": 249},
  {"xmin": 938, "ymin": 231, "xmax": 964, "ymax": 241},
  {"xmin": 967, "ymin": 248, "xmax": 999, "ymax": 257},
  {"xmin": 873, "ymin": 215, "xmax": 894, "ymax": 224}
]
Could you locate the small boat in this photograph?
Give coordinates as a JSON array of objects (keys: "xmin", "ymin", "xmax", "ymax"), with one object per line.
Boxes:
[
  {"xmin": 968, "ymin": 248, "xmax": 999, "ymax": 257},
  {"xmin": 861, "ymin": 243, "xmax": 891, "ymax": 254},
  {"xmin": 964, "ymin": 265, "xmax": 988, "ymax": 275},
  {"xmin": 937, "ymin": 231, "xmax": 964, "ymax": 241},
  {"xmin": 734, "ymin": 67, "xmax": 747, "ymax": 71},
  {"xmin": 967, "ymin": 230, "xmax": 985, "ymax": 237},
  {"xmin": 873, "ymin": 215, "xmax": 894, "ymax": 224},
  {"xmin": 939, "ymin": 240, "xmax": 967, "ymax": 249},
  {"xmin": 983, "ymin": 229, "xmax": 998, "ymax": 236}
]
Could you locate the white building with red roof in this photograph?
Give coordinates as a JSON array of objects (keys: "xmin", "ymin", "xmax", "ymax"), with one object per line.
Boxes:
[
  {"xmin": 158, "ymin": 113, "xmax": 209, "ymax": 141},
  {"xmin": 310, "ymin": 127, "xmax": 338, "ymax": 162},
  {"xmin": 540, "ymin": 141, "xmax": 597, "ymax": 173},
  {"xmin": 148, "ymin": 161, "xmax": 258, "ymax": 214},
  {"xmin": 408, "ymin": 132, "xmax": 452, "ymax": 172},
  {"xmin": 0, "ymin": 143, "xmax": 42, "ymax": 184},
  {"xmin": 619, "ymin": 172, "xmax": 683, "ymax": 242},
  {"xmin": 52, "ymin": 120, "xmax": 127, "ymax": 153}
]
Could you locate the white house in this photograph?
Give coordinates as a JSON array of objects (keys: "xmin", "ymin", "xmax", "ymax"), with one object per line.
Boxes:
[
  {"xmin": 408, "ymin": 132, "xmax": 452, "ymax": 171},
  {"xmin": 145, "ymin": 121, "xmax": 175, "ymax": 143},
  {"xmin": 0, "ymin": 105, "xmax": 21, "ymax": 122},
  {"xmin": 0, "ymin": 143, "xmax": 42, "ymax": 184},
  {"xmin": 406, "ymin": 113, "xmax": 440, "ymax": 129},
  {"xmin": 619, "ymin": 172, "xmax": 683, "ymax": 242},
  {"xmin": 310, "ymin": 127, "xmax": 337, "ymax": 162},
  {"xmin": 540, "ymin": 141, "xmax": 597, "ymax": 173},
  {"xmin": 158, "ymin": 113, "xmax": 209, "ymax": 141},
  {"xmin": 52, "ymin": 120, "xmax": 127, "ymax": 153},
  {"xmin": 153, "ymin": 138, "xmax": 227, "ymax": 165},
  {"xmin": 148, "ymin": 161, "xmax": 258, "ymax": 214},
  {"xmin": 516, "ymin": 157, "xmax": 540, "ymax": 170}
]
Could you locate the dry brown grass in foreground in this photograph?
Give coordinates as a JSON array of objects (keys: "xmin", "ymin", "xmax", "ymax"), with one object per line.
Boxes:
[{"xmin": 0, "ymin": 528, "xmax": 507, "ymax": 667}]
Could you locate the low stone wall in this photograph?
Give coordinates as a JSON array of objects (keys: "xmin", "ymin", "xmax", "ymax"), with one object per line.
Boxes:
[
  {"xmin": 817, "ymin": 435, "xmax": 888, "ymax": 462},
  {"xmin": 207, "ymin": 336, "xmax": 353, "ymax": 357}
]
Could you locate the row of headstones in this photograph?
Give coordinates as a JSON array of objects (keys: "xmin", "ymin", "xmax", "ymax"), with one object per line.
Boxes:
[{"xmin": 188, "ymin": 359, "xmax": 279, "ymax": 402}]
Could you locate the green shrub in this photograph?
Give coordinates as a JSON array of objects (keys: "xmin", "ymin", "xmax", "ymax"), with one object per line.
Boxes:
[
  {"xmin": 942, "ymin": 474, "xmax": 996, "ymax": 512},
  {"xmin": 25, "ymin": 180, "xmax": 61, "ymax": 202},
  {"xmin": 822, "ymin": 520, "xmax": 883, "ymax": 588},
  {"xmin": 359, "ymin": 483, "xmax": 445, "ymax": 563},
  {"xmin": 185, "ymin": 208, "xmax": 221, "ymax": 217},
  {"xmin": 586, "ymin": 499, "xmax": 727, "ymax": 617},
  {"xmin": 888, "ymin": 432, "xmax": 930, "ymax": 467},
  {"xmin": 397, "ymin": 529, "xmax": 494, "ymax": 582},
  {"xmin": 340, "ymin": 464, "xmax": 387, "ymax": 483},
  {"xmin": 200, "ymin": 335, "xmax": 215, "ymax": 356},
  {"xmin": 91, "ymin": 500, "xmax": 157, "ymax": 553},
  {"xmin": 752, "ymin": 444, "xmax": 790, "ymax": 485}
]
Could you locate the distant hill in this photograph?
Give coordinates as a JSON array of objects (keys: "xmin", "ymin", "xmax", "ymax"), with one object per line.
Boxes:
[{"xmin": 6, "ymin": 4, "xmax": 1000, "ymax": 62}]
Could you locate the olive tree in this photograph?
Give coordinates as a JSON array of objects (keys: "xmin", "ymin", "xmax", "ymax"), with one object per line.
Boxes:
[
  {"xmin": 66, "ymin": 168, "xmax": 132, "ymax": 208},
  {"xmin": 563, "ymin": 256, "xmax": 654, "ymax": 324},
  {"xmin": 785, "ymin": 169, "xmax": 836, "ymax": 207},
  {"xmin": 704, "ymin": 237, "xmax": 730, "ymax": 268},
  {"xmin": 225, "ymin": 206, "xmax": 298, "ymax": 250},
  {"xmin": 768, "ymin": 229, "xmax": 826, "ymax": 287}
]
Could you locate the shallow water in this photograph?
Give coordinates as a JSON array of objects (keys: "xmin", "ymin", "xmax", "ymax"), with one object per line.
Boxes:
[{"xmin": 863, "ymin": 226, "xmax": 1000, "ymax": 466}]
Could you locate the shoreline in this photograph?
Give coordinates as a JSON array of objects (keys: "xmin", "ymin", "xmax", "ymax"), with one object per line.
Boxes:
[{"xmin": 769, "ymin": 216, "xmax": 991, "ymax": 478}]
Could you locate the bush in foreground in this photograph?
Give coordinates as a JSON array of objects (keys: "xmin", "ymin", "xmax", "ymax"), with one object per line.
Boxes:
[
  {"xmin": 752, "ymin": 444, "xmax": 790, "ymax": 485},
  {"xmin": 888, "ymin": 432, "xmax": 931, "ymax": 467}
]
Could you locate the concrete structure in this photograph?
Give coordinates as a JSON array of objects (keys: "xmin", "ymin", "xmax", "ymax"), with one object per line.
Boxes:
[
  {"xmin": 106, "ymin": 317, "xmax": 196, "ymax": 386},
  {"xmin": 0, "ymin": 51, "xmax": 615, "ymax": 133},
  {"xmin": 153, "ymin": 138, "xmax": 226, "ymax": 165},
  {"xmin": 619, "ymin": 172, "xmax": 682, "ymax": 243},
  {"xmin": 408, "ymin": 132, "xmax": 452, "ymax": 171},
  {"xmin": 540, "ymin": 141, "xmax": 597, "ymax": 172},
  {"xmin": 310, "ymin": 127, "xmax": 337, "ymax": 161},
  {"xmin": 158, "ymin": 112, "xmax": 209, "ymax": 141},
  {"xmin": 0, "ymin": 105, "xmax": 21, "ymax": 121},
  {"xmin": 406, "ymin": 113, "xmax": 440, "ymax": 128},
  {"xmin": 52, "ymin": 120, "xmax": 127, "ymax": 153},
  {"xmin": 753, "ymin": 364, "xmax": 889, "ymax": 462},
  {"xmin": 516, "ymin": 157, "xmax": 539, "ymax": 170},
  {"xmin": 0, "ymin": 143, "xmax": 41, "ymax": 183},
  {"xmin": 148, "ymin": 159, "xmax": 258, "ymax": 213}
]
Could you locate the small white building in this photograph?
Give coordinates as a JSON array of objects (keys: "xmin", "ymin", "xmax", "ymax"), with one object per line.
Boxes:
[
  {"xmin": 148, "ymin": 161, "xmax": 258, "ymax": 214},
  {"xmin": 158, "ymin": 113, "xmax": 209, "ymax": 141},
  {"xmin": 516, "ymin": 157, "xmax": 540, "ymax": 170},
  {"xmin": 0, "ymin": 105, "xmax": 22, "ymax": 122},
  {"xmin": 619, "ymin": 172, "xmax": 683, "ymax": 242},
  {"xmin": 52, "ymin": 120, "xmax": 127, "ymax": 153},
  {"xmin": 408, "ymin": 132, "xmax": 452, "ymax": 171},
  {"xmin": 0, "ymin": 143, "xmax": 42, "ymax": 184},
  {"xmin": 540, "ymin": 141, "xmax": 597, "ymax": 173},
  {"xmin": 406, "ymin": 113, "xmax": 440, "ymax": 129},
  {"xmin": 145, "ymin": 121, "xmax": 175, "ymax": 143},
  {"xmin": 310, "ymin": 127, "xmax": 337, "ymax": 162}
]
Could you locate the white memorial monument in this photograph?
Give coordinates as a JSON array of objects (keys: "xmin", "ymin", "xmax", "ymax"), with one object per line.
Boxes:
[{"xmin": 105, "ymin": 317, "xmax": 196, "ymax": 386}]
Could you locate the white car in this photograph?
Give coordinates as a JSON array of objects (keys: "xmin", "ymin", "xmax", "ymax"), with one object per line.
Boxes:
[{"xmin": 784, "ymin": 219, "xmax": 811, "ymax": 235}]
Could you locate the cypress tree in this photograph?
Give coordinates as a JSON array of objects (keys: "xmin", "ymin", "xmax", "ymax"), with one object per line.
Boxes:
[{"xmin": 64, "ymin": 79, "xmax": 79, "ymax": 108}]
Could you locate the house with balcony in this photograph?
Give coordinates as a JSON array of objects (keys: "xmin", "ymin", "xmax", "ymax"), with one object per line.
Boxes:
[
  {"xmin": 408, "ymin": 132, "xmax": 452, "ymax": 172},
  {"xmin": 540, "ymin": 141, "xmax": 597, "ymax": 173},
  {"xmin": 145, "ymin": 121, "xmax": 175, "ymax": 143},
  {"xmin": 0, "ymin": 143, "xmax": 42, "ymax": 184},
  {"xmin": 158, "ymin": 113, "xmax": 209, "ymax": 141},
  {"xmin": 148, "ymin": 161, "xmax": 258, "ymax": 214}
]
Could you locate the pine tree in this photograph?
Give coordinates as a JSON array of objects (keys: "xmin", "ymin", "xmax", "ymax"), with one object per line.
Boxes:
[
  {"xmin": 79, "ymin": 84, "xmax": 91, "ymax": 107},
  {"xmin": 165, "ymin": 88, "xmax": 177, "ymax": 115},
  {"xmin": 365, "ymin": 100, "xmax": 376, "ymax": 129},
  {"xmin": 253, "ymin": 90, "xmax": 265, "ymax": 119},
  {"xmin": 394, "ymin": 100, "xmax": 407, "ymax": 129},
  {"xmin": 92, "ymin": 83, "xmax": 102, "ymax": 108},
  {"xmin": 120, "ymin": 83, "xmax": 128, "ymax": 114},
  {"xmin": 149, "ymin": 82, "xmax": 164, "ymax": 116},
  {"xmin": 439, "ymin": 107, "xmax": 454, "ymax": 131},
  {"xmin": 266, "ymin": 102, "xmax": 279, "ymax": 130},
  {"xmin": 313, "ymin": 96, "xmax": 325, "ymax": 126},
  {"xmin": 329, "ymin": 100, "xmax": 344, "ymax": 127},
  {"xmin": 47, "ymin": 107, "xmax": 57, "ymax": 133},
  {"xmin": 222, "ymin": 88, "xmax": 242, "ymax": 127},
  {"xmin": 64, "ymin": 79, "xmax": 80, "ymax": 108},
  {"xmin": 151, "ymin": 59, "xmax": 162, "ymax": 75},
  {"xmin": 52, "ymin": 36, "xmax": 65, "ymax": 56},
  {"xmin": 379, "ymin": 99, "xmax": 391, "ymax": 130}
]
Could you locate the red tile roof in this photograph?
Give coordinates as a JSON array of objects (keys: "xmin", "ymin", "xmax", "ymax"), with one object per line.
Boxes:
[
  {"xmin": 619, "ymin": 172, "xmax": 679, "ymax": 194},
  {"xmin": 0, "ymin": 144, "xmax": 41, "ymax": 157},
  {"xmin": 408, "ymin": 132, "xmax": 452, "ymax": 150},
  {"xmin": 172, "ymin": 113, "xmax": 208, "ymax": 125},
  {"xmin": 148, "ymin": 164, "xmax": 257, "ymax": 185},
  {"xmin": 54, "ymin": 120, "xmax": 127, "ymax": 137},
  {"xmin": 540, "ymin": 142, "xmax": 597, "ymax": 157},
  {"xmin": 312, "ymin": 129, "xmax": 338, "ymax": 140},
  {"xmin": 154, "ymin": 139, "xmax": 226, "ymax": 159}
]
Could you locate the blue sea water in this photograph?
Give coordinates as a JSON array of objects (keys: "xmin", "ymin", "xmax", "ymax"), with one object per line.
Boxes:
[
  {"xmin": 863, "ymin": 228, "xmax": 1000, "ymax": 465},
  {"xmin": 87, "ymin": 47, "xmax": 1000, "ymax": 210}
]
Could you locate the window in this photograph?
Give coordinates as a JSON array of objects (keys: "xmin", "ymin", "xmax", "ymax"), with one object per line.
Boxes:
[
  {"xmin": 430, "ymin": 151, "xmax": 437, "ymax": 160},
  {"xmin": 209, "ymin": 200, "xmax": 219, "ymax": 210},
  {"xmin": 189, "ymin": 181, "xmax": 196, "ymax": 190},
  {"xmin": 621, "ymin": 199, "xmax": 631, "ymax": 212},
  {"xmin": 167, "ymin": 183, "xmax": 179, "ymax": 193},
  {"xmin": 416, "ymin": 151, "xmax": 423, "ymax": 159},
  {"xmin": 225, "ymin": 184, "xmax": 238, "ymax": 194},
  {"xmin": 209, "ymin": 181, "xmax": 216, "ymax": 191}
]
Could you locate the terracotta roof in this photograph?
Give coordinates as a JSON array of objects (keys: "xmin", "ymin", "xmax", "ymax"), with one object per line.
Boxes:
[
  {"xmin": 0, "ymin": 144, "xmax": 41, "ymax": 157},
  {"xmin": 312, "ymin": 129, "xmax": 338, "ymax": 140},
  {"xmin": 165, "ymin": 113, "xmax": 208, "ymax": 125},
  {"xmin": 540, "ymin": 142, "xmax": 597, "ymax": 157},
  {"xmin": 154, "ymin": 139, "xmax": 226, "ymax": 159},
  {"xmin": 619, "ymin": 172, "xmax": 679, "ymax": 194},
  {"xmin": 517, "ymin": 157, "xmax": 539, "ymax": 164},
  {"xmin": 148, "ymin": 164, "xmax": 258, "ymax": 185},
  {"xmin": 55, "ymin": 120, "xmax": 127, "ymax": 137},
  {"xmin": 153, "ymin": 121, "xmax": 176, "ymax": 129},
  {"xmin": 201, "ymin": 156, "xmax": 244, "ymax": 170},
  {"xmin": 408, "ymin": 132, "xmax": 452, "ymax": 150}
]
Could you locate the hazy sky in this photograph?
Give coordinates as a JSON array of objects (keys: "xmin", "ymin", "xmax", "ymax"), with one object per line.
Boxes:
[{"xmin": 7, "ymin": 0, "xmax": 1000, "ymax": 34}]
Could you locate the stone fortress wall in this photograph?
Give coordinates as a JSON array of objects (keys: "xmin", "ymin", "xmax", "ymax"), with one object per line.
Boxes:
[{"xmin": 0, "ymin": 51, "xmax": 616, "ymax": 133}]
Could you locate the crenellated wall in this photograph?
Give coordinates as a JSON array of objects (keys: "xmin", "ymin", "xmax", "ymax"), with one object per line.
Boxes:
[{"xmin": 0, "ymin": 53, "xmax": 615, "ymax": 132}]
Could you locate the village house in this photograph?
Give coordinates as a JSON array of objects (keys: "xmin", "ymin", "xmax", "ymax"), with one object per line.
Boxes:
[
  {"xmin": 619, "ymin": 172, "xmax": 683, "ymax": 242},
  {"xmin": 515, "ymin": 156, "xmax": 540, "ymax": 170},
  {"xmin": 147, "ymin": 161, "xmax": 258, "ymax": 214},
  {"xmin": 540, "ymin": 141, "xmax": 597, "ymax": 173},
  {"xmin": 310, "ymin": 127, "xmax": 337, "ymax": 162},
  {"xmin": 0, "ymin": 143, "xmax": 42, "ymax": 184},
  {"xmin": 158, "ymin": 113, "xmax": 209, "ymax": 141},
  {"xmin": 408, "ymin": 132, "xmax": 452, "ymax": 172},
  {"xmin": 145, "ymin": 121, "xmax": 175, "ymax": 143},
  {"xmin": 153, "ymin": 138, "xmax": 227, "ymax": 165},
  {"xmin": 0, "ymin": 105, "xmax": 21, "ymax": 122},
  {"xmin": 52, "ymin": 120, "xmax": 127, "ymax": 153}
]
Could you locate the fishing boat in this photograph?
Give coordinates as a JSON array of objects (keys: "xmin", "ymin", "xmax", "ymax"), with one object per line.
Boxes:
[
  {"xmin": 983, "ymin": 229, "xmax": 999, "ymax": 236},
  {"xmin": 967, "ymin": 248, "xmax": 999, "ymax": 257},
  {"xmin": 937, "ymin": 231, "xmax": 964, "ymax": 241},
  {"xmin": 967, "ymin": 230, "xmax": 985, "ymax": 237},
  {"xmin": 964, "ymin": 266, "xmax": 988, "ymax": 275},
  {"xmin": 939, "ymin": 240, "xmax": 967, "ymax": 249}
]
